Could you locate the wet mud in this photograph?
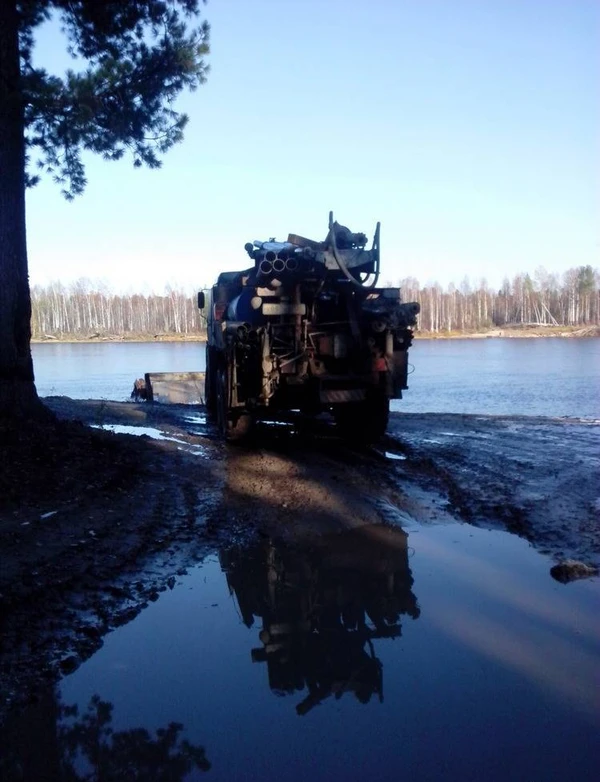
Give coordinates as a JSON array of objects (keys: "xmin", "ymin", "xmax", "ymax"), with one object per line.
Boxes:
[
  {"xmin": 385, "ymin": 413, "xmax": 600, "ymax": 569},
  {"xmin": 1, "ymin": 397, "xmax": 598, "ymax": 726}
]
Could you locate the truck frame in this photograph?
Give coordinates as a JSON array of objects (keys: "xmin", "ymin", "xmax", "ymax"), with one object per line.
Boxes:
[{"xmin": 200, "ymin": 213, "xmax": 419, "ymax": 441}]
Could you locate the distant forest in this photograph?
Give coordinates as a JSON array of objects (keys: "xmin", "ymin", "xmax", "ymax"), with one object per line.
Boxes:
[{"xmin": 30, "ymin": 265, "xmax": 599, "ymax": 338}]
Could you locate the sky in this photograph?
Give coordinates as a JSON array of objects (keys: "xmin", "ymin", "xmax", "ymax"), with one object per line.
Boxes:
[{"xmin": 25, "ymin": 0, "xmax": 599, "ymax": 294}]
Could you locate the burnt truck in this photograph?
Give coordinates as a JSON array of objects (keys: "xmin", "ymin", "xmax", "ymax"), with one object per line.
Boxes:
[{"xmin": 198, "ymin": 213, "xmax": 419, "ymax": 441}]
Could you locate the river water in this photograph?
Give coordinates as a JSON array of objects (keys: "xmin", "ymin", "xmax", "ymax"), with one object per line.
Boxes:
[
  {"xmin": 32, "ymin": 337, "xmax": 600, "ymax": 417},
  {"xmin": 17, "ymin": 338, "xmax": 599, "ymax": 780}
]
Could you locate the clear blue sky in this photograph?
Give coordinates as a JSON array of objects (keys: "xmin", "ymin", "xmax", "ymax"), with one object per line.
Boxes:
[{"xmin": 26, "ymin": 0, "xmax": 599, "ymax": 293}]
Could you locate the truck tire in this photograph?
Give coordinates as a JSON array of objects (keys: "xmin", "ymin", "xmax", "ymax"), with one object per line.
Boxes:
[
  {"xmin": 215, "ymin": 364, "xmax": 228, "ymax": 434},
  {"xmin": 334, "ymin": 393, "xmax": 389, "ymax": 444},
  {"xmin": 205, "ymin": 346, "xmax": 217, "ymax": 415}
]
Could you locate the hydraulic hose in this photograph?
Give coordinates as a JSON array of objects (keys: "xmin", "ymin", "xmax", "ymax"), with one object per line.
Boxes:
[{"xmin": 328, "ymin": 211, "xmax": 380, "ymax": 289}]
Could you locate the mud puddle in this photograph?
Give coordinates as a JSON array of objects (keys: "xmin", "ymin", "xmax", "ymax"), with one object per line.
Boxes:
[
  {"xmin": 93, "ymin": 422, "xmax": 213, "ymax": 457},
  {"xmin": 4, "ymin": 398, "xmax": 598, "ymax": 779},
  {"xmin": 3, "ymin": 522, "xmax": 598, "ymax": 782}
]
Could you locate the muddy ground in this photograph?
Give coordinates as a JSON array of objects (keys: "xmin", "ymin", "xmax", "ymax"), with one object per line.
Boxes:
[{"xmin": 1, "ymin": 397, "xmax": 598, "ymax": 723}]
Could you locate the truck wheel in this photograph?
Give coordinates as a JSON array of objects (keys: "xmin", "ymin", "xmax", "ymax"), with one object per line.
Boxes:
[
  {"xmin": 215, "ymin": 365, "xmax": 229, "ymax": 435},
  {"xmin": 227, "ymin": 412, "xmax": 254, "ymax": 441},
  {"xmin": 334, "ymin": 394, "xmax": 389, "ymax": 444},
  {"xmin": 205, "ymin": 347, "xmax": 217, "ymax": 415}
]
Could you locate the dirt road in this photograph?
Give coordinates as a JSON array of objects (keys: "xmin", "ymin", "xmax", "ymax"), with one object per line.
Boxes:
[{"xmin": 1, "ymin": 397, "xmax": 598, "ymax": 721}]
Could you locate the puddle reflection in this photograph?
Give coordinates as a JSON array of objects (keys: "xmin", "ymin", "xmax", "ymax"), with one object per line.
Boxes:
[
  {"xmin": 0, "ymin": 691, "xmax": 211, "ymax": 780},
  {"xmin": 220, "ymin": 525, "xmax": 420, "ymax": 714},
  {"xmin": 5, "ymin": 524, "xmax": 597, "ymax": 780}
]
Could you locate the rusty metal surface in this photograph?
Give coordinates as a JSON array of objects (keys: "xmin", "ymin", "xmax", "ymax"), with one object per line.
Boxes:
[{"xmin": 145, "ymin": 372, "xmax": 205, "ymax": 405}]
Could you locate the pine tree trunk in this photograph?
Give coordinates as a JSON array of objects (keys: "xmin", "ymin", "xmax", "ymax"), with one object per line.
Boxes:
[{"xmin": 0, "ymin": 1, "xmax": 45, "ymax": 419}]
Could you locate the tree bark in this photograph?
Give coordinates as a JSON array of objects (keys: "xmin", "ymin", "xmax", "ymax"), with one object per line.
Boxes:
[{"xmin": 0, "ymin": 1, "xmax": 44, "ymax": 419}]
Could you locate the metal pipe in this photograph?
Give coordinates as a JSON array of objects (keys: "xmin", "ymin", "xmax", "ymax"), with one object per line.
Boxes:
[
  {"xmin": 265, "ymin": 250, "xmax": 277, "ymax": 262},
  {"xmin": 285, "ymin": 257, "xmax": 299, "ymax": 272},
  {"xmin": 272, "ymin": 257, "xmax": 285, "ymax": 274},
  {"xmin": 259, "ymin": 259, "xmax": 273, "ymax": 276}
]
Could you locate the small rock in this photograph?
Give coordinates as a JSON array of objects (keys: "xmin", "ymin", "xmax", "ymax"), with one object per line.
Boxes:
[{"xmin": 550, "ymin": 560, "xmax": 599, "ymax": 584}]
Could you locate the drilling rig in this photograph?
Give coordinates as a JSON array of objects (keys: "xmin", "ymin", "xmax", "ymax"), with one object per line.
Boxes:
[{"xmin": 199, "ymin": 213, "xmax": 419, "ymax": 441}]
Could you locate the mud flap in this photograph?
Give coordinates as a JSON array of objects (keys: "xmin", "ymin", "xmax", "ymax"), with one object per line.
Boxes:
[{"xmin": 390, "ymin": 351, "xmax": 409, "ymax": 394}]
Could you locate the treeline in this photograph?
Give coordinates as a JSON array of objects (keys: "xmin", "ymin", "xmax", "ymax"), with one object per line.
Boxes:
[
  {"xmin": 398, "ymin": 265, "xmax": 599, "ymax": 332},
  {"xmin": 31, "ymin": 283, "xmax": 207, "ymax": 338},
  {"xmin": 31, "ymin": 265, "xmax": 599, "ymax": 338}
]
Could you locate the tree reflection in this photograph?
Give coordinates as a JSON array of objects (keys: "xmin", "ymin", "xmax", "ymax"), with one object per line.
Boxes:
[
  {"xmin": 0, "ymin": 692, "xmax": 210, "ymax": 781},
  {"xmin": 220, "ymin": 524, "xmax": 420, "ymax": 715},
  {"xmin": 59, "ymin": 695, "xmax": 211, "ymax": 780}
]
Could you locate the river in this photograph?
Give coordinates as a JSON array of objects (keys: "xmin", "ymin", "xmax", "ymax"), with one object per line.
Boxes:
[{"xmin": 32, "ymin": 337, "xmax": 600, "ymax": 417}]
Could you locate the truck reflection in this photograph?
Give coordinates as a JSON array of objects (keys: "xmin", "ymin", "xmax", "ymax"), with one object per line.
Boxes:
[{"xmin": 220, "ymin": 524, "xmax": 420, "ymax": 715}]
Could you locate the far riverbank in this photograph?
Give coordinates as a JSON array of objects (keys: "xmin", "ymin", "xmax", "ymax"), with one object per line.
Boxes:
[
  {"xmin": 31, "ymin": 324, "xmax": 600, "ymax": 344},
  {"xmin": 416, "ymin": 325, "xmax": 600, "ymax": 339}
]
